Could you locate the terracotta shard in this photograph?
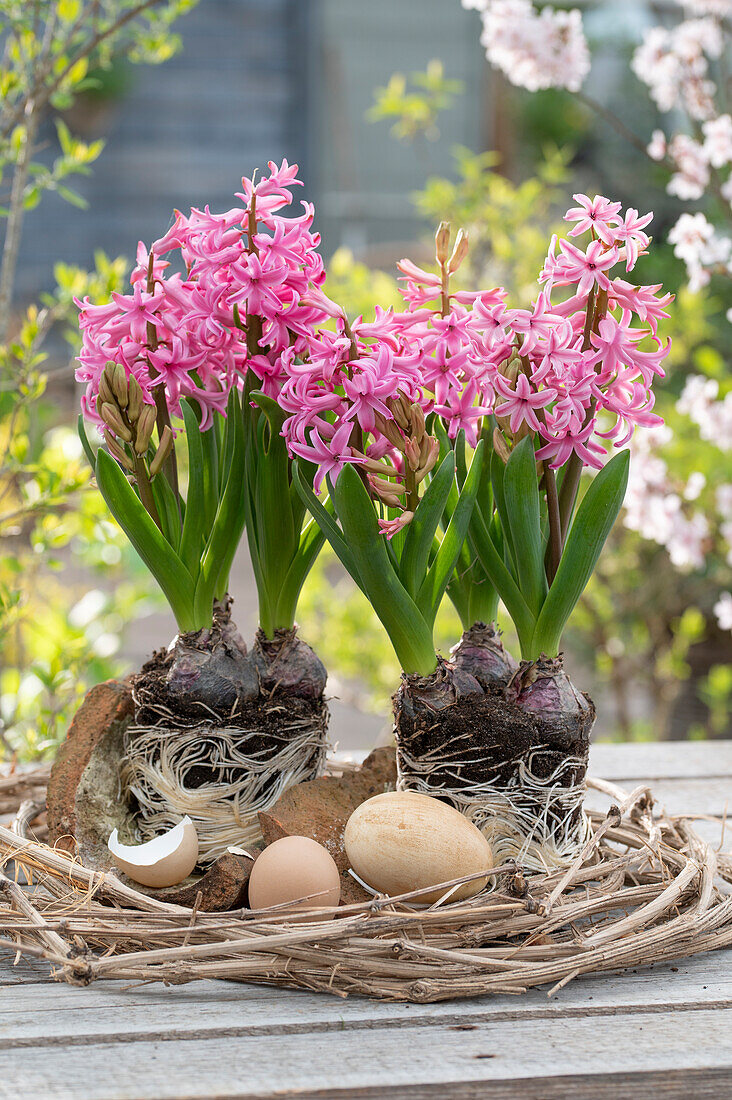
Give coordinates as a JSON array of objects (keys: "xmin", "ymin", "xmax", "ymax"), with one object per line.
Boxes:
[
  {"xmin": 137, "ymin": 849, "xmax": 262, "ymax": 909},
  {"xmin": 47, "ymin": 680, "xmax": 134, "ymax": 854},
  {"xmin": 258, "ymin": 746, "xmax": 397, "ymax": 905}
]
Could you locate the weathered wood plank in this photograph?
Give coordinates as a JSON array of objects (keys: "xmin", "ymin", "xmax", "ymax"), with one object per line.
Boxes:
[
  {"xmin": 0, "ymin": 1009, "xmax": 730, "ymax": 1099},
  {"xmin": 584, "ymin": 775, "xmax": 731, "ymax": 819},
  {"xmin": 589, "ymin": 740, "xmax": 732, "ymax": 781},
  {"xmin": 339, "ymin": 741, "xmax": 732, "ymax": 784},
  {"xmin": 240, "ymin": 1068, "xmax": 732, "ymax": 1100},
  {"xmin": 0, "ymin": 949, "xmax": 729, "ymax": 1045}
]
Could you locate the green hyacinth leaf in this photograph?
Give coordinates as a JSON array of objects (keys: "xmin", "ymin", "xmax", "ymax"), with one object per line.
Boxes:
[
  {"xmin": 331, "ymin": 463, "xmax": 437, "ymax": 676},
  {"xmin": 399, "ymin": 450, "xmax": 456, "ymax": 598},
  {"xmin": 502, "ymin": 434, "xmax": 547, "ymax": 617},
  {"xmin": 532, "ymin": 448, "xmax": 630, "ymax": 657},
  {"xmin": 95, "ymin": 448, "xmax": 196, "ymax": 630},
  {"xmin": 77, "ymin": 415, "xmax": 97, "ymax": 472},
  {"xmin": 179, "ymin": 399, "xmax": 206, "ymax": 576},
  {"xmin": 468, "ymin": 504, "xmax": 536, "ymax": 656},
  {"xmin": 416, "ymin": 439, "xmax": 484, "ymax": 629},
  {"xmin": 292, "ymin": 461, "xmax": 364, "ymax": 593}
]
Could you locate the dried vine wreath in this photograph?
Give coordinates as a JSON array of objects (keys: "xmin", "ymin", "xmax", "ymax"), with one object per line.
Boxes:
[{"xmin": 2, "ymin": 770, "xmax": 730, "ymax": 1003}]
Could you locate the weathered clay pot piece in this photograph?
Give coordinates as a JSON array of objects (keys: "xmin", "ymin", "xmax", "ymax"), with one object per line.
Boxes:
[
  {"xmin": 46, "ymin": 680, "xmax": 259, "ymax": 911},
  {"xmin": 259, "ymin": 746, "xmax": 397, "ymax": 904}
]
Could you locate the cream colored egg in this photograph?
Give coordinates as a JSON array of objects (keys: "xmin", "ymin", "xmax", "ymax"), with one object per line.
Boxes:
[
  {"xmin": 248, "ymin": 835, "xmax": 341, "ymax": 920},
  {"xmin": 108, "ymin": 817, "xmax": 198, "ymax": 888},
  {"xmin": 344, "ymin": 791, "xmax": 493, "ymax": 904}
]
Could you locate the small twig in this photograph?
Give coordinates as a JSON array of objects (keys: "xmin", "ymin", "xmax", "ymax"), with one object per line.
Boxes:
[{"xmin": 0, "ymin": 871, "xmax": 71, "ymax": 959}]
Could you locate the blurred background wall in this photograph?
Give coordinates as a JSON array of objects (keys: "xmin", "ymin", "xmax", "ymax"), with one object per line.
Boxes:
[{"xmin": 17, "ymin": 0, "xmax": 669, "ymax": 294}]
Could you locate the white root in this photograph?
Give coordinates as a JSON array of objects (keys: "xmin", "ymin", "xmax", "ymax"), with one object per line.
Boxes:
[
  {"xmin": 121, "ymin": 707, "xmax": 328, "ymax": 865},
  {"xmin": 397, "ymin": 744, "xmax": 590, "ymax": 872}
]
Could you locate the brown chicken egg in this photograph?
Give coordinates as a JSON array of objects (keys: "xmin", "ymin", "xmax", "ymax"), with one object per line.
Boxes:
[{"xmin": 248, "ymin": 835, "xmax": 341, "ymax": 919}]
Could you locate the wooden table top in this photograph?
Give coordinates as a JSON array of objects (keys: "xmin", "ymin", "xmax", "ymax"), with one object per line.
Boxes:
[{"xmin": 2, "ymin": 739, "xmax": 731, "ymax": 1100}]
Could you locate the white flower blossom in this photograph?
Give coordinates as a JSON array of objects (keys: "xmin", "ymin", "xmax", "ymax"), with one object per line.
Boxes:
[
  {"xmin": 667, "ymin": 213, "xmax": 730, "ymax": 291},
  {"xmin": 702, "ymin": 113, "xmax": 732, "ymax": 168},
  {"xmin": 714, "ymin": 592, "xmax": 732, "ymax": 632},
  {"xmin": 647, "ymin": 129, "xmax": 667, "ymax": 161},
  {"xmin": 716, "ymin": 484, "xmax": 732, "ymax": 519},
  {"xmin": 684, "ymin": 471, "xmax": 707, "ymax": 500},
  {"xmin": 475, "ymin": 1, "xmax": 590, "ymax": 93},
  {"xmin": 632, "ymin": 19, "xmax": 721, "ymax": 120},
  {"xmin": 667, "ymin": 135, "xmax": 710, "ymax": 200},
  {"xmin": 676, "ymin": 0, "xmax": 731, "ymax": 16}
]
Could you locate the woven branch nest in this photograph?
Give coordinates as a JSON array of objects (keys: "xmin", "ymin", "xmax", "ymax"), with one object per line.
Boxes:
[{"xmin": 1, "ymin": 766, "xmax": 731, "ymax": 1003}]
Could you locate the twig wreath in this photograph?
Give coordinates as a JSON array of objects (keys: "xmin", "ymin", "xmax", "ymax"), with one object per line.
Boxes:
[{"xmin": 2, "ymin": 766, "xmax": 731, "ymax": 1003}]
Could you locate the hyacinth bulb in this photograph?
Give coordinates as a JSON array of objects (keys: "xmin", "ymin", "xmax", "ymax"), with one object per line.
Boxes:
[
  {"xmin": 134, "ymin": 601, "xmax": 259, "ymax": 723},
  {"xmin": 251, "ymin": 628, "xmax": 327, "ymax": 700},
  {"xmin": 395, "ymin": 657, "xmax": 483, "ymax": 726},
  {"xmin": 451, "ymin": 622, "xmax": 518, "ymax": 692},
  {"xmin": 506, "ymin": 654, "xmax": 595, "ymax": 747}
]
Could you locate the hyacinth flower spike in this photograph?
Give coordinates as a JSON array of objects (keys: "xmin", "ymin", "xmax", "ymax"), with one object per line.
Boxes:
[
  {"xmin": 280, "ymin": 198, "xmax": 671, "ymax": 871},
  {"xmin": 76, "ymin": 163, "xmax": 332, "ymax": 864},
  {"xmin": 379, "ymin": 203, "xmax": 671, "ymax": 869}
]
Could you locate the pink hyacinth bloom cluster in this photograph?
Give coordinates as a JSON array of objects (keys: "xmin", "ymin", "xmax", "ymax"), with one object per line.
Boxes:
[
  {"xmin": 279, "ymin": 289, "xmax": 432, "ymax": 494},
  {"xmin": 76, "ymin": 160, "xmax": 327, "ymax": 435},
  {"xmin": 279, "ymin": 193, "xmax": 671, "ymax": 511}
]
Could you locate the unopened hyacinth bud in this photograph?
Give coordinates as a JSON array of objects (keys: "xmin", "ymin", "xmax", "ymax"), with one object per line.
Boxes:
[
  {"xmin": 111, "ymin": 362, "xmax": 129, "ymax": 408},
  {"xmin": 370, "ymin": 473, "xmax": 405, "ymax": 497},
  {"xmin": 98, "ymin": 365, "xmax": 116, "ymax": 406},
  {"xmin": 404, "ymin": 437, "xmax": 420, "ymax": 471},
  {"xmin": 447, "ymin": 228, "xmax": 469, "ymax": 274},
  {"xmin": 134, "ymin": 404, "xmax": 157, "ymax": 455},
  {"xmin": 374, "ymin": 412, "xmax": 407, "ymax": 452},
  {"xmin": 498, "ymin": 350, "xmax": 520, "ymax": 385},
  {"xmin": 369, "ymin": 476, "xmax": 405, "ymax": 509},
  {"xmin": 388, "ymin": 395, "xmax": 411, "ymax": 432},
  {"xmin": 493, "ymin": 427, "xmax": 512, "ymax": 464},
  {"xmin": 435, "ymin": 221, "xmax": 451, "ymax": 265},
  {"xmin": 363, "ymin": 455, "xmax": 400, "ymax": 479},
  {"xmin": 409, "ymin": 402, "xmax": 425, "ymax": 439},
  {"xmin": 104, "ymin": 429, "xmax": 134, "ymax": 471},
  {"xmin": 149, "ymin": 425, "xmax": 173, "ymax": 477},
  {"xmin": 100, "ymin": 402, "xmax": 132, "ymax": 442},
  {"xmin": 127, "ymin": 374, "xmax": 144, "ymax": 423},
  {"xmin": 414, "ymin": 436, "xmax": 440, "ymax": 483}
]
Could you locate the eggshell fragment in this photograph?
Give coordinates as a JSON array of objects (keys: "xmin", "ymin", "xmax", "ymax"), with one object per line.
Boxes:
[
  {"xmin": 108, "ymin": 817, "xmax": 199, "ymax": 888},
  {"xmin": 248, "ymin": 835, "xmax": 340, "ymax": 920},
  {"xmin": 344, "ymin": 791, "xmax": 493, "ymax": 904}
]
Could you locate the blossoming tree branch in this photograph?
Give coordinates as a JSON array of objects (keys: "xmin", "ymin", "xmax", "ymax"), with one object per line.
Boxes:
[{"xmin": 461, "ymin": 0, "xmax": 732, "ymax": 314}]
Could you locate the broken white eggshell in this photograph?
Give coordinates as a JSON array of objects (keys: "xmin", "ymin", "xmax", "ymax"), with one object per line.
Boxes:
[{"xmin": 108, "ymin": 817, "xmax": 199, "ymax": 888}]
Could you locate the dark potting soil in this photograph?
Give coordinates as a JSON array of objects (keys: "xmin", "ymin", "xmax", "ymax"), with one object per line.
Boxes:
[{"xmin": 129, "ymin": 612, "xmax": 328, "ymax": 792}]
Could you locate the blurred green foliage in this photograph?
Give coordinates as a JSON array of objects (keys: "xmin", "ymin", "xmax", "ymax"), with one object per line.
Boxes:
[
  {"xmin": 0, "ymin": 1, "xmax": 195, "ymax": 759},
  {"xmin": 368, "ymin": 60, "xmax": 463, "ymax": 142},
  {"xmin": 0, "ymin": 256, "xmax": 162, "ymax": 760},
  {"xmin": 415, "ymin": 144, "xmax": 571, "ymax": 301}
]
